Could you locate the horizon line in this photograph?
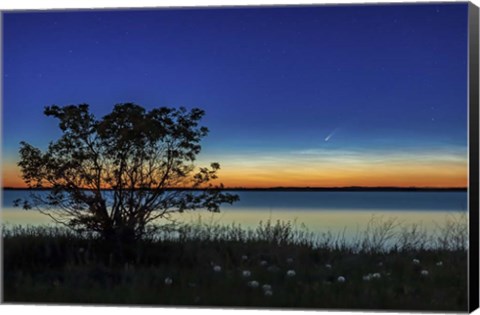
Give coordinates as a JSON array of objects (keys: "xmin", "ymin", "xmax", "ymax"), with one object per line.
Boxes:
[{"xmin": 1, "ymin": 185, "xmax": 468, "ymax": 191}]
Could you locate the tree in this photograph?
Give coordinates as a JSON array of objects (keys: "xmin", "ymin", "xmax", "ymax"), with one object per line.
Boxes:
[{"xmin": 16, "ymin": 103, "xmax": 238, "ymax": 243}]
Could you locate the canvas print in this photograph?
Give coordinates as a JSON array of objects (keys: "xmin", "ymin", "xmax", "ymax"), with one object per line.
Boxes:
[{"xmin": 1, "ymin": 2, "xmax": 477, "ymax": 312}]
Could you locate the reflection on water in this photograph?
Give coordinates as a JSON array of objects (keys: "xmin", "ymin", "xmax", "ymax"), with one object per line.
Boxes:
[
  {"xmin": 1, "ymin": 190, "xmax": 467, "ymax": 240},
  {"xmin": 174, "ymin": 209, "xmax": 464, "ymax": 239}
]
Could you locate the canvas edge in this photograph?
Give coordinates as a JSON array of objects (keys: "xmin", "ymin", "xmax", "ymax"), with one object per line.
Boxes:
[
  {"xmin": 0, "ymin": 1, "xmax": 472, "ymax": 14},
  {"xmin": 0, "ymin": 2, "xmax": 476, "ymax": 313},
  {"xmin": 0, "ymin": 9, "xmax": 4, "ymax": 305},
  {"xmin": 468, "ymin": 1, "xmax": 480, "ymax": 313}
]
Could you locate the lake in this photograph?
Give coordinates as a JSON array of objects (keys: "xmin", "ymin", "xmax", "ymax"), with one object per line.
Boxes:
[{"xmin": 1, "ymin": 190, "xmax": 467, "ymax": 240}]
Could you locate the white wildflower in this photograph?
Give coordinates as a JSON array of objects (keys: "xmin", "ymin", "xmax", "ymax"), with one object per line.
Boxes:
[
  {"xmin": 242, "ymin": 255, "xmax": 248, "ymax": 261},
  {"xmin": 436, "ymin": 261, "xmax": 443, "ymax": 266},
  {"xmin": 262, "ymin": 284, "xmax": 272, "ymax": 291},
  {"xmin": 260, "ymin": 260, "xmax": 268, "ymax": 266},
  {"xmin": 421, "ymin": 270, "xmax": 429, "ymax": 276},
  {"xmin": 286, "ymin": 270, "xmax": 296, "ymax": 277},
  {"xmin": 264, "ymin": 289, "xmax": 273, "ymax": 296},
  {"xmin": 362, "ymin": 274, "xmax": 372, "ymax": 281},
  {"xmin": 242, "ymin": 270, "xmax": 251, "ymax": 278},
  {"xmin": 412, "ymin": 259, "xmax": 420, "ymax": 264},
  {"xmin": 213, "ymin": 265, "xmax": 222, "ymax": 272},
  {"xmin": 337, "ymin": 276, "xmax": 346, "ymax": 282},
  {"xmin": 372, "ymin": 273, "xmax": 381, "ymax": 279},
  {"xmin": 164, "ymin": 277, "xmax": 173, "ymax": 285},
  {"xmin": 325, "ymin": 264, "xmax": 332, "ymax": 269},
  {"xmin": 248, "ymin": 280, "xmax": 259, "ymax": 288}
]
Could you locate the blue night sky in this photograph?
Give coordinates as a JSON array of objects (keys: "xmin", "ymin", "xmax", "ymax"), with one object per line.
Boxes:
[{"xmin": 2, "ymin": 3, "xmax": 469, "ymax": 187}]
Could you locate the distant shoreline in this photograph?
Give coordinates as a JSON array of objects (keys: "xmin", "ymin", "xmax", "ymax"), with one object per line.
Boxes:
[{"xmin": 2, "ymin": 186, "xmax": 468, "ymax": 192}]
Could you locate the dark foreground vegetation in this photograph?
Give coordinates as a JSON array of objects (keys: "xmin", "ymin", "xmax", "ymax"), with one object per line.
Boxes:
[{"xmin": 2, "ymin": 217, "xmax": 468, "ymax": 311}]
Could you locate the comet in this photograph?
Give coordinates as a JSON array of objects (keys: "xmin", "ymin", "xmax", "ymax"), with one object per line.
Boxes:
[{"xmin": 324, "ymin": 128, "xmax": 338, "ymax": 142}]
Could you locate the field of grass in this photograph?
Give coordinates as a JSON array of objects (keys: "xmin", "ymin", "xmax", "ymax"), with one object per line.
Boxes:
[{"xmin": 2, "ymin": 216, "xmax": 468, "ymax": 311}]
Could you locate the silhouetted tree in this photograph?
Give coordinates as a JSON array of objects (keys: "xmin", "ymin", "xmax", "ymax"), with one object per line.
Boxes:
[{"xmin": 16, "ymin": 103, "xmax": 238, "ymax": 243}]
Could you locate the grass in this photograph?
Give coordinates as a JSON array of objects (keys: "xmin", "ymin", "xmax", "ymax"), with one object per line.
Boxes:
[{"xmin": 2, "ymin": 215, "xmax": 468, "ymax": 311}]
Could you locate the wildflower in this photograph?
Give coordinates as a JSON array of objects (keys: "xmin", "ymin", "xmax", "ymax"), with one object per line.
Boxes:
[
  {"xmin": 260, "ymin": 260, "xmax": 268, "ymax": 266},
  {"xmin": 286, "ymin": 258, "xmax": 294, "ymax": 264},
  {"xmin": 372, "ymin": 273, "xmax": 381, "ymax": 279},
  {"xmin": 325, "ymin": 264, "xmax": 332, "ymax": 269},
  {"xmin": 286, "ymin": 270, "xmax": 296, "ymax": 277},
  {"xmin": 436, "ymin": 261, "xmax": 443, "ymax": 267},
  {"xmin": 242, "ymin": 255, "xmax": 248, "ymax": 261},
  {"xmin": 262, "ymin": 284, "xmax": 272, "ymax": 291},
  {"xmin": 164, "ymin": 277, "xmax": 173, "ymax": 285},
  {"xmin": 248, "ymin": 280, "xmax": 259, "ymax": 288},
  {"xmin": 420, "ymin": 270, "xmax": 429, "ymax": 276},
  {"xmin": 412, "ymin": 259, "xmax": 420, "ymax": 264},
  {"xmin": 264, "ymin": 289, "xmax": 273, "ymax": 296},
  {"xmin": 337, "ymin": 276, "xmax": 346, "ymax": 282},
  {"xmin": 213, "ymin": 265, "xmax": 222, "ymax": 272},
  {"xmin": 362, "ymin": 274, "xmax": 372, "ymax": 281},
  {"xmin": 242, "ymin": 270, "xmax": 251, "ymax": 278}
]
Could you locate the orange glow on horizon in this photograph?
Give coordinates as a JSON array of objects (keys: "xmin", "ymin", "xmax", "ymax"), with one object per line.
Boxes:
[
  {"xmin": 214, "ymin": 170, "xmax": 467, "ymax": 188},
  {"xmin": 2, "ymin": 159, "xmax": 468, "ymax": 189},
  {"xmin": 2, "ymin": 165, "xmax": 24, "ymax": 188}
]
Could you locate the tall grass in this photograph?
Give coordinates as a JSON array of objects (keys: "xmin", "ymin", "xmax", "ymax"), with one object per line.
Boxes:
[
  {"xmin": 130, "ymin": 214, "xmax": 469, "ymax": 251},
  {"xmin": 2, "ymin": 214, "xmax": 468, "ymax": 310}
]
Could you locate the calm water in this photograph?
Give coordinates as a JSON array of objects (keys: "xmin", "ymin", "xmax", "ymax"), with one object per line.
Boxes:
[{"xmin": 1, "ymin": 190, "xmax": 467, "ymax": 239}]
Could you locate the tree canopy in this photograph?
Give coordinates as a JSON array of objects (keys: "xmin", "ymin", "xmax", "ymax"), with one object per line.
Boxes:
[{"xmin": 16, "ymin": 103, "xmax": 238, "ymax": 242}]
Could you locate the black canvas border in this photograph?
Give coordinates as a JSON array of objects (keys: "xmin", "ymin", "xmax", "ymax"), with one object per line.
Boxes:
[{"xmin": 469, "ymin": 2, "xmax": 479, "ymax": 313}]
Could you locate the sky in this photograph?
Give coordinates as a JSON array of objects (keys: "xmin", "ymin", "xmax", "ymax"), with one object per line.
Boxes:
[{"xmin": 2, "ymin": 3, "xmax": 469, "ymax": 188}]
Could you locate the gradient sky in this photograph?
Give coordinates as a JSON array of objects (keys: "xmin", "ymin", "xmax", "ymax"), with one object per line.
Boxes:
[{"xmin": 2, "ymin": 3, "xmax": 469, "ymax": 188}]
